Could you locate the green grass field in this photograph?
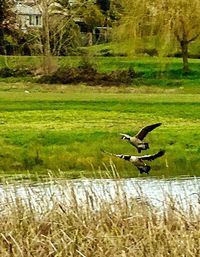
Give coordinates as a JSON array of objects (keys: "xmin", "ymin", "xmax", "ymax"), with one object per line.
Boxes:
[{"xmin": 0, "ymin": 81, "xmax": 200, "ymax": 179}]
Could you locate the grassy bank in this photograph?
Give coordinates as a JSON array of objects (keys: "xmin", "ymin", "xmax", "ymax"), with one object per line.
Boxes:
[
  {"xmin": 0, "ymin": 180, "xmax": 199, "ymax": 256},
  {"xmin": 1, "ymin": 54, "xmax": 200, "ymax": 87},
  {"xmin": 0, "ymin": 83, "xmax": 200, "ymax": 178}
]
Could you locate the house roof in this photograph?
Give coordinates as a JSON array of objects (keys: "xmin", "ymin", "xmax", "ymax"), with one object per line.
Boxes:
[{"xmin": 15, "ymin": 3, "xmax": 42, "ymax": 16}]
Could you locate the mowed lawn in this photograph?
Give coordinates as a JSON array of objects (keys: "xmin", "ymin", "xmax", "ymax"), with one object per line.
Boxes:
[{"xmin": 0, "ymin": 84, "xmax": 200, "ymax": 179}]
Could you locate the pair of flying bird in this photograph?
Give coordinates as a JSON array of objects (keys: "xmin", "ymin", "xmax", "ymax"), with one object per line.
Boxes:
[{"xmin": 103, "ymin": 123, "xmax": 165, "ymax": 174}]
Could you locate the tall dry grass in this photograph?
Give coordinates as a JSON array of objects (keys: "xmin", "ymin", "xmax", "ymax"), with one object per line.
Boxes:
[{"xmin": 0, "ymin": 180, "xmax": 200, "ymax": 257}]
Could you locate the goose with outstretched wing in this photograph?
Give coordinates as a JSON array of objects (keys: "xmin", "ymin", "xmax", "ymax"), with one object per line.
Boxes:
[
  {"xmin": 120, "ymin": 123, "xmax": 162, "ymax": 153},
  {"xmin": 102, "ymin": 149, "xmax": 165, "ymax": 174}
]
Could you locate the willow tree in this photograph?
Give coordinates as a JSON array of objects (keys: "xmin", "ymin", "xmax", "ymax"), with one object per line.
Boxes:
[
  {"xmin": 112, "ymin": 0, "xmax": 153, "ymax": 54},
  {"xmin": 153, "ymin": 0, "xmax": 200, "ymax": 73},
  {"xmin": 115, "ymin": 0, "xmax": 200, "ymax": 73}
]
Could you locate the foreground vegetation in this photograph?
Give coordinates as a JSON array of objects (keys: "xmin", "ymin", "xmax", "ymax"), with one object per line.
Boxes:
[
  {"xmin": 0, "ymin": 80, "xmax": 200, "ymax": 178},
  {"xmin": 0, "ymin": 180, "xmax": 200, "ymax": 257}
]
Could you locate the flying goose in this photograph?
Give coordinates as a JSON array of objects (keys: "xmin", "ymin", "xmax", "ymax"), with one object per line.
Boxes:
[
  {"xmin": 120, "ymin": 123, "xmax": 162, "ymax": 153},
  {"xmin": 102, "ymin": 149, "xmax": 165, "ymax": 174}
]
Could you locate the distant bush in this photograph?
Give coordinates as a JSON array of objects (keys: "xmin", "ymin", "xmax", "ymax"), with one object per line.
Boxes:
[
  {"xmin": 135, "ymin": 48, "xmax": 158, "ymax": 56},
  {"xmin": 98, "ymin": 48, "xmax": 127, "ymax": 57},
  {"xmin": 0, "ymin": 67, "xmax": 32, "ymax": 77},
  {"xmin": 0, "ymin": 67, "xmax": 14, "ymax": 77},
  {"xmin": 37, "ymin": 66, "xmax": 139, "ymax": 86},
  {"xmin": 168, "ymin": 52, "xmax": 200, "ymax": 59}
]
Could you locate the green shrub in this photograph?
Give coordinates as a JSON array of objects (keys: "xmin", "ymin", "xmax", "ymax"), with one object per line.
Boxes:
[
  {"xmin": 0, "ymin": 67, "xmax": 32, "ymax": 77},
  {"xmin": 38, "ymin": 66, "xmax": 138, "ymax": 85}
]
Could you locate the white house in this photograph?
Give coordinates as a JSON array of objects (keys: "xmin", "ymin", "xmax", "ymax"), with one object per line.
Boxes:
[{"xmin": 14, "ymin": 1, "xmax": 42, "ymax": 31}]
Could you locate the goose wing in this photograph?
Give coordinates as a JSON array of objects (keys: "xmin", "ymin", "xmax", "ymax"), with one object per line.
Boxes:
[
  {"xmin": 135, "ymin": 123, "xmax": 162, "ymax": 140},
  {"xmin": 120, "ymin": 133, "xmax": 131, "ymax": 139},
  {"xmin": 138, "ymin": 149, "xmax": 165, "ymax": 161}
]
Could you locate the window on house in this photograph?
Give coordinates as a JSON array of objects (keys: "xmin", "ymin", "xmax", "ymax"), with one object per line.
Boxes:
[
  {"xmin": 29, "ymin": 15, "xmax": 34, "ymax": 25},
  {"xmin": 36, "ymin": 15, "xmax": 41, "ymax": 26},
  {"xmin": 29, "ymin": 15, "xmax": 42, "ymax": 26}
]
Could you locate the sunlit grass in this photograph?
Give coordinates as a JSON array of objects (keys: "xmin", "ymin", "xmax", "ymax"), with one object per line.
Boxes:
[{"xmin": 0, "ymin": 84, "xmax": 200, "ymax": 177}]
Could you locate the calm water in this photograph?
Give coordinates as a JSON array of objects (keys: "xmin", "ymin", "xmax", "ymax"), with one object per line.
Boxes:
[{"xmin": 0, "ymin": 177, "xmax": 200, "ymax": 213}]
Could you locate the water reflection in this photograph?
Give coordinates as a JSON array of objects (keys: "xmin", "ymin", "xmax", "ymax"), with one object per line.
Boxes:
[{"xmin": 0, "ymin": 177, "xmax": 200, "ymax": 213}]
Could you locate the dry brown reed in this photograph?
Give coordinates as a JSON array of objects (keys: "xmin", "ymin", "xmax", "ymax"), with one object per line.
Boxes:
[{"xmin": 0, "ymin": 180, "xmax": 200, "ymax": 257}]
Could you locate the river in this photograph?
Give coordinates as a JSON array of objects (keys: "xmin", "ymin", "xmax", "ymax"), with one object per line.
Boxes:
[{"xmin": 0, "ymin": 176, "xmax": 200, "ymax": 214}]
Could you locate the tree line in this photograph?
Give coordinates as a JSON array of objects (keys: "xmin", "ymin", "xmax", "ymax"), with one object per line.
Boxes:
[
  {"xmin": 0, "ymin": 0, "xmax": 117, "ymax": 56},
  {"xmin": 1, "ymin": 0, "xmax": 200, "ymax": 72}
]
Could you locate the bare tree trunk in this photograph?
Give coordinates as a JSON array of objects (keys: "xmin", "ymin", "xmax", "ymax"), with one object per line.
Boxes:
[
  {"xmin": 87, "ymin": 32, "xmax": 93, "ymax": 46},
  {"xmin": 42, "ymin": 0, "xmax": 52, "ymax": 75},
  {"xmin": 180, "ymin": 40, "xmax": 189, "ymax": 73}
]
